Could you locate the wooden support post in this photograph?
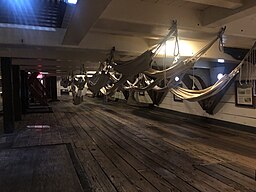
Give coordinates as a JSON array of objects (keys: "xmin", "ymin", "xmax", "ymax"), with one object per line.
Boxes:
[
  {"xmin": 50, "ymin": 76, "xmax": 58, "ymax": 101},
  {"xmin": 20, "ymin": 70, "xmax": 29, "ymax": 114},
  {"xmin": 1, "ymin": 57, "xmax": 14, "ymax": 133},
  {"xmin": 12, "ymin": 65, "xmax": 22, "ymax": 121},
  {"xmin": 45, "ymin": 76, "xmax": 52, "ymax": 99}
]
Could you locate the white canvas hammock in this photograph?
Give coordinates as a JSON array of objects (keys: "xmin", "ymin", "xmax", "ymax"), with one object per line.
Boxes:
[
  {"xmin": 125, "ymin": 27, "xmax": 226, "ymax": 92},
  {"xmin": 104, "ymin": 21, "xmax": 180, "ymax": 95},
  {"xmin": 148, "ymin": 27, "xmax": 226, "ymax": 85},
  {"xmin": 171, "ymin": 41, "xmax": 256, "ymax": 101}
]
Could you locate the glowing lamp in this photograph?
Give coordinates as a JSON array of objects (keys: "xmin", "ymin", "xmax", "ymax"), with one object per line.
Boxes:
[
  {"xmin": 217, "ymin": 59, "xmax": 225, "ymax": 63},
  {"xmin": 217, "ymin": 73, "xmax": 224, "ymax": 80},
  {"xmin": 67, "ymin": 0, "xmax": 77, "ymax": 4}
]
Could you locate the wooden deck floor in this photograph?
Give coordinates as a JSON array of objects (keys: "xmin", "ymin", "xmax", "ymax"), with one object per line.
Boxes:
[
  {"xmin": 0, "ymin": 144, "xmax": 84, "ymax": 192},
  {"xmin": 0, "ymin": 96, "xmax": 256, "ymax": 192}
]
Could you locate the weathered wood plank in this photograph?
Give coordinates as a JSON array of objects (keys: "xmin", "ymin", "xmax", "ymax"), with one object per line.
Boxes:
[
  {"xmin": 56, "ymin": 112, "xmax": 117, "ymax": 192},
  {"xmin": 73, "ymin": 114, "xmax": 180, "ymax": 192},
  {"xmin": 67, "ymin": 112, "xmax": 157, "ymax": 192},
  {"xmin": 81, "ymin": 98, "xmax": 255, "ymax": 191},
  {"xmin": 3, "ymin": 96, "xmax": 255, "ymax": 192},
  {"xmin": 0, "ymin": 145, "xmax": 84, "ymax": 192},
  {"xmin": 77, "ymin": 106, "xmax": 218, "ymax": 191}
]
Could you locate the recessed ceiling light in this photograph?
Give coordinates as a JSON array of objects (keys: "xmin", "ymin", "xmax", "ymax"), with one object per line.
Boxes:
[
  {"xmin": 217, "ymin": 58, "xmax": 225, "ymax": 63},
  {"xmin": 67, "ymin": 0, "xmax": 77, "ymax": 4}
]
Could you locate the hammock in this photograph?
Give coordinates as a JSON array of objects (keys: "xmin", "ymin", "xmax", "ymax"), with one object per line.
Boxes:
[
  {"xmin": 149, "ymin": 27, "xmax": 225, "ymax": 81},
  {"xmin": 171, "ymin": 41, "xmax": 256, "ymax": 101},
  {"xmin": 74, "ymin": 76, "xmax": 86, "ymax": 90},
  {"xmin": 126, "ymin": 27, "xmax": 226, "ymax": 92},
  {"xmin": 71, "ymin": 75, "xmax": 86, "ymax": 105},
  {"xmin": 104, "ymin": 21, "xmax": 179, "ymax": 95},
  {"xmin": 113, "ymin": 51, "xmax": 154, "ymax": 75},
  {"xmin": 87, "ymin": 47, "xmax": 118, "ymax": 95},
  {"xmin": 113, "ymin": 21, "xmax": 179, "ymax": 75},
  {"xmin": 60, "ymin": 76, "xmax": 71, "ymax": 88},
  {"xmin": 87, "ymin": 72, "xmax": 111, "ymax": 95},
  {"xmin": 171, "ymin": 73, "xmax": 234, "ymax": 101}
]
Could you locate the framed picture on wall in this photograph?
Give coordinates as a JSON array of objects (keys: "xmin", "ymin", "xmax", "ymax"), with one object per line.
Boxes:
[{"xmin": 235, "ymin": 81, "xmax": 254, "ymax": 107}]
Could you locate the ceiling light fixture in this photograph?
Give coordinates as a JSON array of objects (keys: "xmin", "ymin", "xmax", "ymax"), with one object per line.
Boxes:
[
  {"xmin": 217, "ymin": 58, "xmax": 225, "ymax": 63},
  {"xmin": 175, "ymin": 76, "xmax": 180, "ymax": 82},
  {"xmin": 67, "ymin": 0, "xmax": 78, "ymax": 4}
]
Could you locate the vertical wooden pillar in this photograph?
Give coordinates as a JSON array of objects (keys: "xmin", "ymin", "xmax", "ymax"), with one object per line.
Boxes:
[
  {"xmin": 1, "ymin": 57, "xmax": 14, "ymax": 133},
  {"xmin": 45, "ymin": 76, "xmax": 52, "ymax": 99},
  {"xmin": 50, "ymin": 76, "xmax": 58, "ymax": 101},
  {"xmin": 12, "ymin": 65, "xmax": 22, "ymax": 121},
  {"xmin": 20, "ymin": 70, "xmax": 29, "ymax": 114}
]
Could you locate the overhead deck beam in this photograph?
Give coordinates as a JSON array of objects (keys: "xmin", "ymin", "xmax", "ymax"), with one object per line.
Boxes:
[
  {"xmin": 202, "ymin": 0, "xmax": 256, "ymax": 27},
  {"xmin": 0, "ymin": 46, "xmax": 110, "ymax": 62},
  {"xmin": 185, "ymin": 0, "xmax": 242, "ymax": 9},
  {"xmin": 102, "ymin": 0, "xmax": 201, "ymax": 30},
  {"xmin": 62, "ymin": 0, "xmax": 112, "ymax": 45}
]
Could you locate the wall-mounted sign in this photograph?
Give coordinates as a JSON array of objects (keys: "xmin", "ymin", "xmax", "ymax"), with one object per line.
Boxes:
[{"xmin": 235, "ymin": 81, "xmax": 255, "ymax": 107}]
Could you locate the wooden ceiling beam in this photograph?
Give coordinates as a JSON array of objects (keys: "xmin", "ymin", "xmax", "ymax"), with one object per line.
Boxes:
[
  {"xmin": 62, "ymin": 0, "xmax": 112, "ymax": 45},
  {"xmin": 202, "ymin": 0, "xmax": 256, "ymax": 27},
  {"xmin": 184, "ymin": 0, "xmax": 242, "ymax": 9}
]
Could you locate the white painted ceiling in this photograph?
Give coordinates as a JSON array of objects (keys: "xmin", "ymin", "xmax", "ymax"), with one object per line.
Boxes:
[{"xmin": 0, "ymin": 0, "xmax": 256, "ymax": 75}]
